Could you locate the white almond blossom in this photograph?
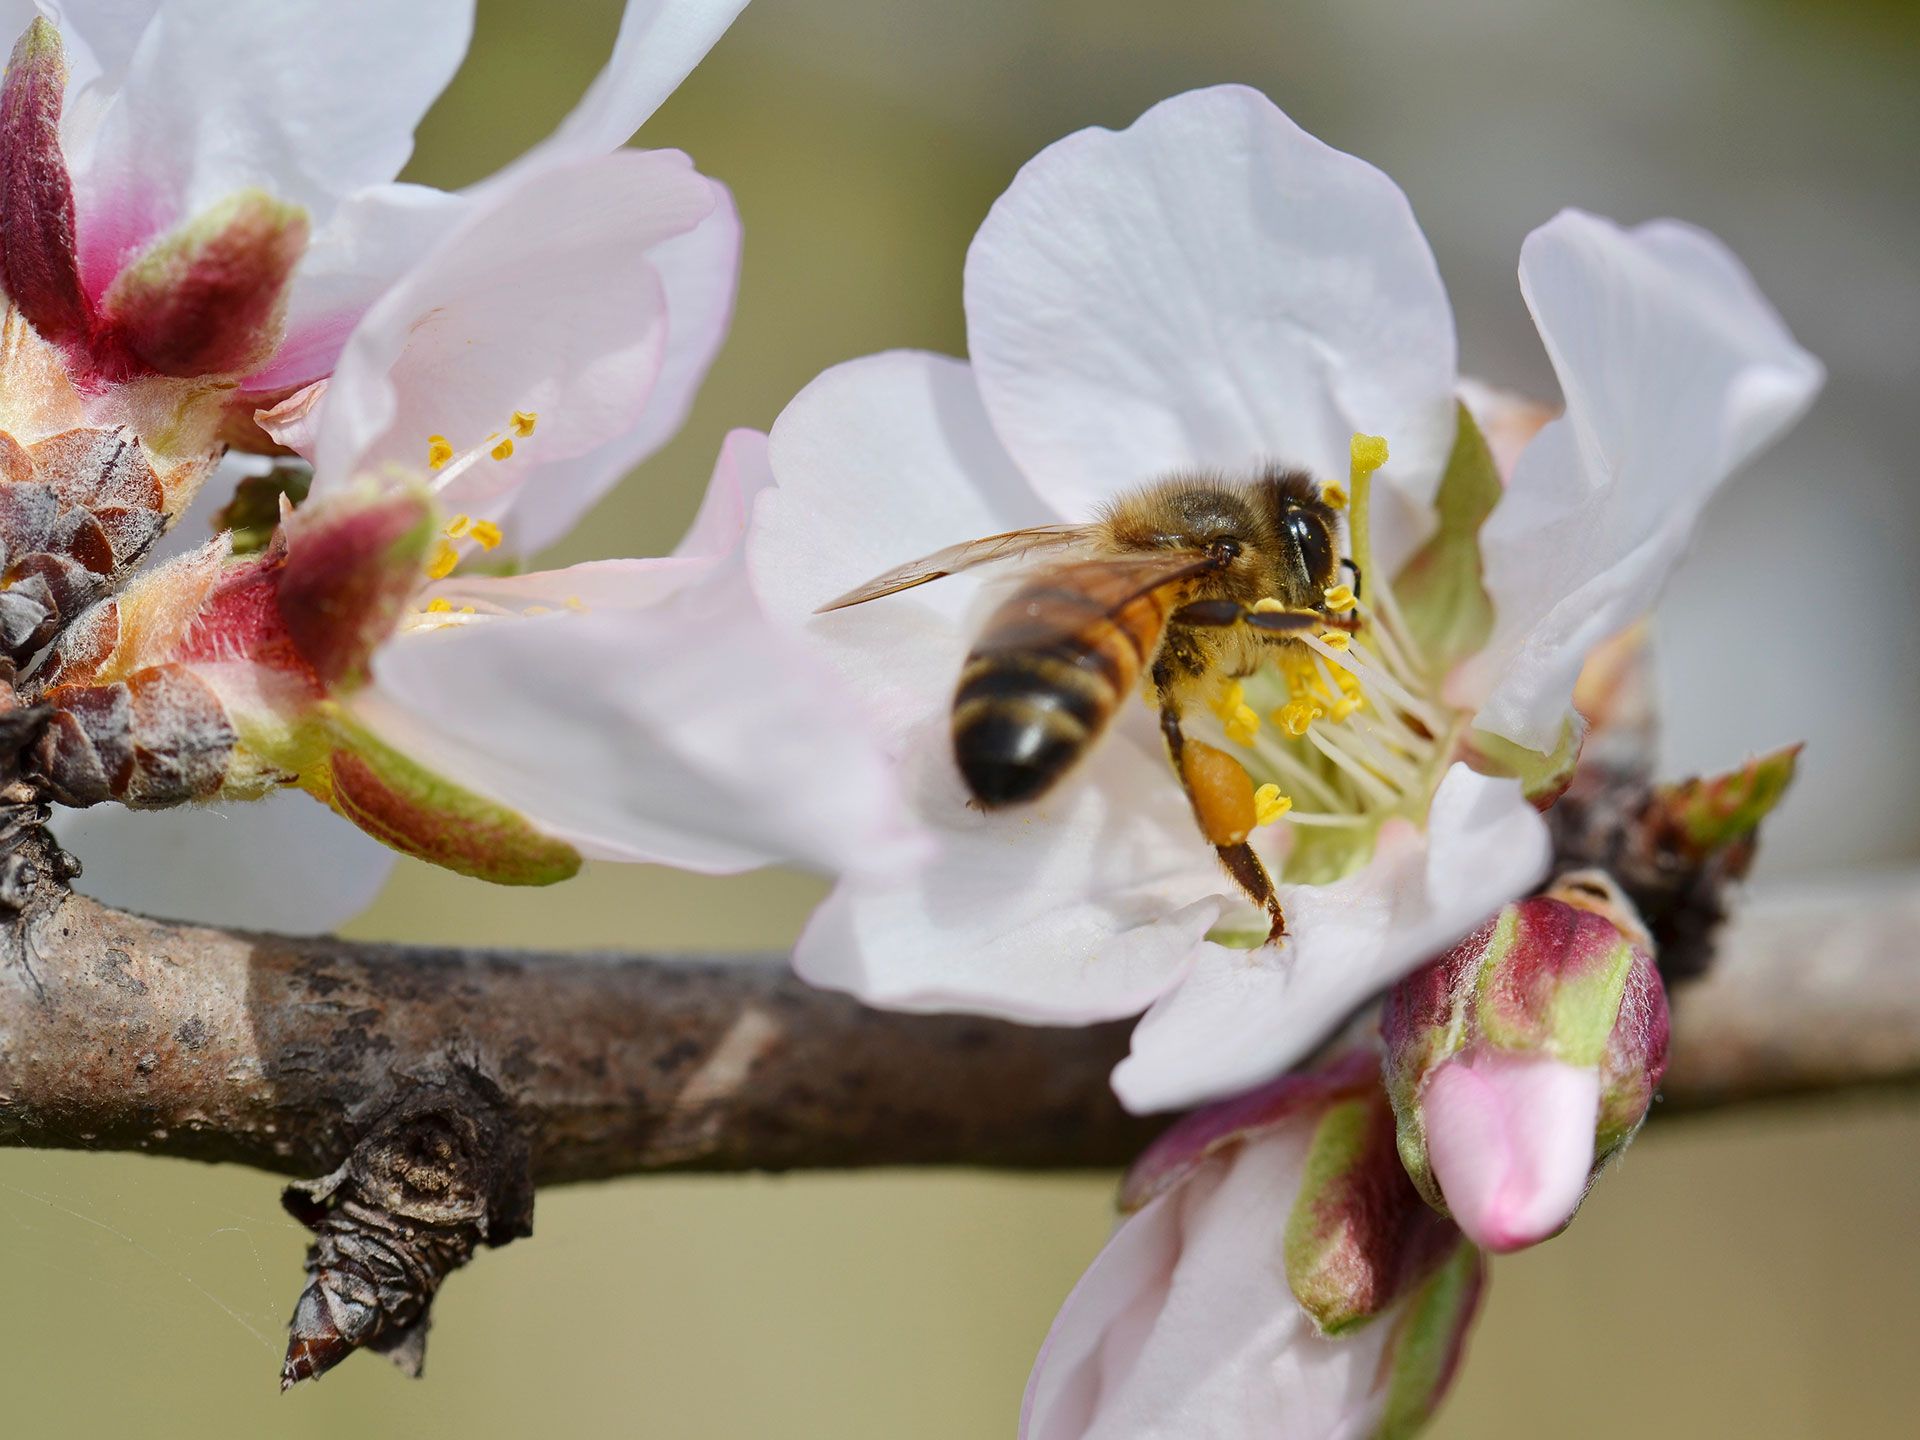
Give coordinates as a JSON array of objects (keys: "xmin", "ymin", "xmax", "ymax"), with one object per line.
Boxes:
[
  {"xmin": 748, "ymin": 84, "xmax": 1821, "ymax": 1112},
  {"xmin": 39, "ymin": 0, "xmax": 842, "ymax": 928}
]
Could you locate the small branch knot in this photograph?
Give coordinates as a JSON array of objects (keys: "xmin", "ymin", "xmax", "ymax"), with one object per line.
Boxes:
[{"xmin": 280, "ymin": 1069, "xmax": 533, "ymax": 1388}]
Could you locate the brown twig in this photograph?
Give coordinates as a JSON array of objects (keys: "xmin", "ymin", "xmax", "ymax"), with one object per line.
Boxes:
[{"xmin": 1, "ymin": 808, "xmax": 1912, "ymax": 1380}]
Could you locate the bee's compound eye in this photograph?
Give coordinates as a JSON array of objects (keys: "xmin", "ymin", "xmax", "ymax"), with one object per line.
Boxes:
[{"xmin": 1284, "ymin": 509, "xmax": 1334, "ymax": 586}]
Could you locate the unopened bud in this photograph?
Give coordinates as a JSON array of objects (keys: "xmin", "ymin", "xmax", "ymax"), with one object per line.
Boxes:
[
  {"xmin": 1382, "ymin": 884, "xmax": 1670, "ymax": 1253},
  {"xmin": 0, "ymin": 19, "xmax": 89, "ymax": 346}
]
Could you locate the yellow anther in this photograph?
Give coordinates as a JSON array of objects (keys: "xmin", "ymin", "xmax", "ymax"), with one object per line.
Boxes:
[
  {"xmin": 525, "ymin": 604, "xmax": 551, "ymax": 616},
  {"xmin": 1319, "ymin": 631, "xmax": 1352, "ymax": 651},
  {"xmin": 445, "ymin": 514, "xmax": 472, "ymax": 538},
  {"xmin": 490, "ymin": 437, "xmax": 515, "ymax": 461},
  {"xmin": 459, "ymin": 605, "xmax": 476, "ymax": 615},
  {"xmin": 1224, "ymin": 703, "xmax": 1261, "ymax": 747},
  {"xmin": 425, "ymin": 597, "xmax": 453, "ymax": 614},
  {"xmin": 470, "ymin": 519, "xmax": 504, "ymax": 551},
  {"xmin": 1278, "ymin": 699, "xmax": 1322, "ymax": 737},
  {"xmin": 564, "ymin": 595, "xmax": 586, "ymax": 612},
  {"xmin": 1253, "ymin": 784, "xmax": 1293, "ymax": 826},
  {"xmin": 1321, "ymin": 480, "xmax": 1349, "ymax": 511},
  {"xmin": 510, "ymin": 409, "xmax": 538, "ymax": 438},
  {"xmin": 1209, "ymin": 679, "xmax": 1247, "ymax": 722},
  {"xmin": 427, "ymin": 435, "xmax": 453, "ymax": 469},
  {"xmin": 1323, "ymin": 583, "xmax": 1356, "ymax": 613},
  {"xmin": 1251, "ymin": 596, "xmax": 1287, "ymax": 614},
  {"xmin": 1330, "ymin": 694, "xmax": 1365, "ymax": 722},
  {"xmin": 1350, "ymin": 432, "xmax": 1389, "ymax": 481},
  {"xmin": 1335, "ymin": 669, "xmax": 1364, "ymax": 696},
  {"xmin": 427, "ymin": 540, "xmax": 459, "ymax": 580}
]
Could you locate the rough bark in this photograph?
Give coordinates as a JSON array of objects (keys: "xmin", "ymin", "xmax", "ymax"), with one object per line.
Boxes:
[
  {"xmin": 2, "ymin": 783, "xmax": 1911, "ymax": 1382},
  {"xmin": 4, "ymin": 865, "xmax": 1912, "ymax": 1193}
]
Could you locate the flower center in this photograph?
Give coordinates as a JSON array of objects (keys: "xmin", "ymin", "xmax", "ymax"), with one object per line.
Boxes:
[{"xmin": 1201, "ymin": 434, "xmax": 1461, "ymax": 887}]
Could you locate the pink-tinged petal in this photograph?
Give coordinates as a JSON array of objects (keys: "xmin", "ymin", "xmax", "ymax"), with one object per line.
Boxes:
[
  {"xmin": 966, "ymin": 84, "xmax": 1456, "ymax": 557},
  {"xmin": 491, "ymin": 0, "xmax": 749, "ymax": 182},
  {"xmin": 1422, "ymin": 1051, "xmax": 1599, "ymax": 1253},
  {"xmin": 1121, "ymin": 1049, "xmax": 1381, "ymax": 1213},
  {"xmin": 70, "ymin": 0, "xmax": 473, "ymax": 297},
  {"xmin": 503, "ymin": 181, "xmax": 742, "ymax": 554},
  {"xmin": 245, "ymin": 182, "xmax": 470, "ymax": 393},
  {"xmin": 310, "ymin": 152, "xmax": 717, "ymax": 546},
  {"xmin": 1114, "ymin": 765, "xmax": 1550, "ymax": 1113},
  {"xmin": 674, "ymin": 424, "xmax": 762, "ymax": 560},
  {"xmin": 1456, "ymin": 211, "xmax": 1823, "ymax": 751},
  {"xmin": 358, "ymin": 568, "xmax": 918, "ymax": 879},
  {"xmin": 255, "ymin": 379, "xmax": 327, "ymax": 454},
  {"xmin": 792, "ymin": 722, "xmax": 1226, "ymax": 1023},
  {"xmin": 51, "ymin": 790, "xmax": 395, "ymax": 933},
  {"xmin": 1024, "ymin": 1125, "xmax": 1402, "ymax": 1440}
]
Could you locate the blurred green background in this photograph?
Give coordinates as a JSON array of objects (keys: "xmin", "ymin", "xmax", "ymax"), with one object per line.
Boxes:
[{"xmin": 5, "ymin": 0, "xmax": 1918, "ymax": 1434}]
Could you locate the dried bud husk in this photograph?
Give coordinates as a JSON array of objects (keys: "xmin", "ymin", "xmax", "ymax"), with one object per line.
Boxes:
[
  {"xmin": 1547, "ymin": 743, "xmax": 1800, "ymax": 981},
  {"xmin": 281, "ymin": 1077, "xmax": 533, "ymax": 1387}
]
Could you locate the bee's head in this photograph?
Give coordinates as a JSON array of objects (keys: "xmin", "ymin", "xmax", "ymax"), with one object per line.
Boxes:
[{"xmin": 1256, "ymin": 468, "xmax": 1341, "ymax": 595}]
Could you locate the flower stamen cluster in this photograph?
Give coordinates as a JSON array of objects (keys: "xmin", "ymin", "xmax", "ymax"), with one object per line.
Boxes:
[{"xmin": 1202, "ymin": 435, "xmax": 1462, "ymax": 891}]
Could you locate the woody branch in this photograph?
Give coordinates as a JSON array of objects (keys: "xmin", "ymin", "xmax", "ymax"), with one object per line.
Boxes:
[
  {"xmin": 1, "ymin": 842, "xmax": 1914, "ymax": 1182},
  {"xmin": 0, "ymin": 771, "xmax": 1910, "ymax": 1383}
]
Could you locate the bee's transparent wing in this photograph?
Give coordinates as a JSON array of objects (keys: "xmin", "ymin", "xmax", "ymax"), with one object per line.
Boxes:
[{"xmin": 816, "ymin": 524, "xmax": 1099, "ymax": 612}]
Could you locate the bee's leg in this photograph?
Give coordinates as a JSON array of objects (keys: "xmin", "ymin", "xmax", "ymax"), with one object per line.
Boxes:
[
  {"xmin": 1341, "ymin": 557, "xmax": 1362, "ymax": 601},
  {"xmin": 1171, "ymin": 600, "xmax": 1357, "ymax": 637},
  {"xmin": 1151, "ymin": 657, "xmax": 1287, "ymax": 944}
]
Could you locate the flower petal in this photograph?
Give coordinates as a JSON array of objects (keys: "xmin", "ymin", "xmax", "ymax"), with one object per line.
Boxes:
[
  {"xmin": 754, "ymin": 349, "xmax": 1055, "ymax": 743},
  {"xmin": 309, "ymin": 150, "xmax": 719, "ymax": 546},
  {"xmin": 791, "ymin": 724, "xmax": 1227, "ymax": 1022},
  {"xmin": 1113, "ymin": 765, "xmax": 1550, "ymax": 1113},
  {"xmin": 421, "ymin": 423, "xmax": 765, "ymax": 613},
  {"xmin": 1023, "ymin": 1125, "xmax": 1399, "ymax": 1440},
  {"xmin": 1422, "ymin": 1051, "xmax": 1600, "ymax": 1253},
  {"xmin": 360, "ymin": 436, "xmax": 914, "ymax": 878},
  {"xmin": 51, "ymin": 791, "xmax": 394, "ymax": 933},
  {"xmin": 244, "ymin": 182, "xmax": 470, "ymax": 393},
  {"xmin": 69, "ymin": 0, "xmax": 474, "ymax": 298},
  {"xmin": 494, "ymin": 0, "xmax": 749, "ymax": 179},
  {"xmin": 1456, "ymin": 210, "xmax": 1823, "ymax": 751},
  {"xmin": 503, "ymin": 182, "xmax": 742, "ymax": 555},
  {"xmin": 966, "ymin": 84, "xmax": 1456, "ymax": 550}
]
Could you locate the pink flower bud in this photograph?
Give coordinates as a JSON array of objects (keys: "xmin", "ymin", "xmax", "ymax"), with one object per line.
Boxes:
[
  {"xmin": 1382, "ymin": 880, "xmax": 1670, "ymax": 1253},
  {"xmin": 1419, "ymin": 1051, "xmax": 1601, "ymax": 1253}
]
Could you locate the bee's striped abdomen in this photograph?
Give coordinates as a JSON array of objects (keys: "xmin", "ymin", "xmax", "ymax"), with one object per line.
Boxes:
[{"xmin": 951, "ymin": 561, "xmax": 1176, "ymax": 807}]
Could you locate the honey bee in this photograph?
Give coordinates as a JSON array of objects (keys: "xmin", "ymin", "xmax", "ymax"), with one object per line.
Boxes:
[{"xmin": 819, "ymin": 469, "xmax": 1353, "ymax": 941}]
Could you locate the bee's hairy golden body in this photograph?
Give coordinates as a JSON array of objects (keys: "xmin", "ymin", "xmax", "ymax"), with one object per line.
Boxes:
[{"xmin": 951, "ymin": 470, "xmax": 1339, "ymax": 807}]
